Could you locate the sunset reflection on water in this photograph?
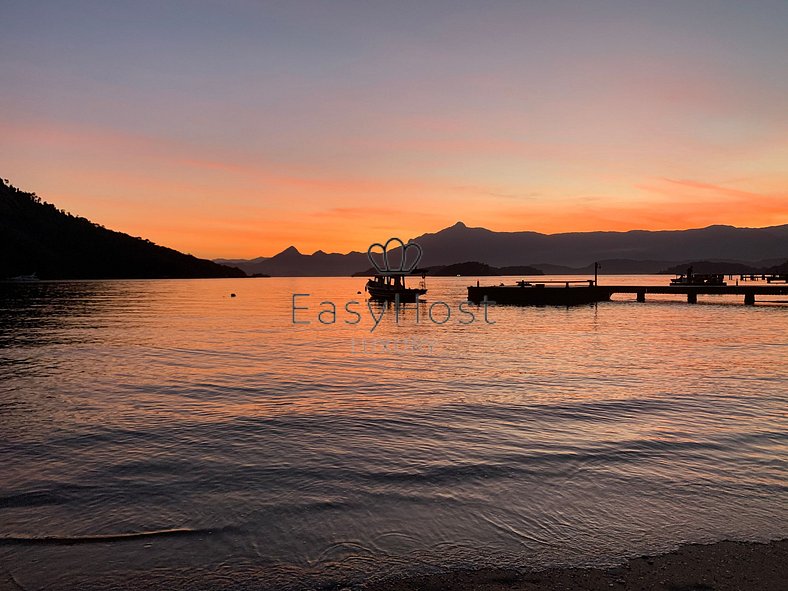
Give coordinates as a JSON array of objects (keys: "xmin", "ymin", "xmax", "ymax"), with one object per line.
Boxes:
[{"xmin": 0, "ymin": 277, "xmax": 786, "ymax": 590}]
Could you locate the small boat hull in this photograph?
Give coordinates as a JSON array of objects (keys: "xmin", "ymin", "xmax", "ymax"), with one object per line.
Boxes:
[
  {"xmin": 467, "ymin": 285, "xmax": 611, "ymax": 306},
  {"xmin": 366, "ymin": 282, "xmax": 426, "ymax": 303}
]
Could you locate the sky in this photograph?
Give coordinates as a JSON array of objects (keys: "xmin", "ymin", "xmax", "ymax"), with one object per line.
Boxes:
[{"xmin": 1, "ymin": 0, "xmax": 787, "ymax": 258}]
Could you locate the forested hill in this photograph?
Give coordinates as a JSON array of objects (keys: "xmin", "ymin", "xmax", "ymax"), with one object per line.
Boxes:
[{"xmin": 0, "ymin": 180, "xmax": 246, "ymax": 279}]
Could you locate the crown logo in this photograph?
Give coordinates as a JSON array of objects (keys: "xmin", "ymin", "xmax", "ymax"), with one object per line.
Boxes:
[{"xmin": 367, "ymin": 238, "xmax": 423, "ymax": 275}]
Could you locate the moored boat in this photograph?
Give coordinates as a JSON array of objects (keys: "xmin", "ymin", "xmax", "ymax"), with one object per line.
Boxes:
[
  {"xmin": 670, "ymin": 266, "xmax": 726, "ymax": 286},
  {"xmin": 366, "ymin": 273, "xmax": 427, "ymax": 303},
  {"xmin": 670, "ymin": 273, "xmax": 726, "ymax": 286}
]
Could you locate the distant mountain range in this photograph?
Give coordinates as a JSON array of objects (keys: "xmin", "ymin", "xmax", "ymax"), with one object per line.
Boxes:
[
  {"xmin": 4, "ymin": 178, "xmax": 785, "ymax": 279},
  {"xmin": 220, "ymin": 246, "xmax": 370, "ymax": 277},
  {"xmin": 1, "ymin": 180, "xmax": 246, "ymax": 279},
  {"xmin": 353, "ymin": 261, "xmax": 544, "ymax": 277},
  {"xmin": 535, "ymin": 258, "xmax": 787, "ymax": 275},
  {"xmin": 220, "ymin": 221, "xmax": 788, "ymax": 276},
  {"xmin": 659, "ymin": 260, "xmax": 788, "ymax": 275}
]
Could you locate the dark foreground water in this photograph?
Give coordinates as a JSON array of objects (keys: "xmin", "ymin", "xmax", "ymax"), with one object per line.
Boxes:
[{"xmin": 1, "ymin": 277, "xmax": 786, "ymax": 590}]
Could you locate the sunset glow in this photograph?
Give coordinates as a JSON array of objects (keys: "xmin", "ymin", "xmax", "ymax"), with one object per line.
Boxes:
[{"xmin": 2, "ymin": 1, "xmax": 787, "ymax": 258}]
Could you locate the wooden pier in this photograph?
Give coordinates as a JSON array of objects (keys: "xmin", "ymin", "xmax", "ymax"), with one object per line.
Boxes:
[
  {"xmin": 736, "ymin": 273, "xmax": 788, "ymax": 283},
  {"xmin": 468, "ymin": 282, "xmax": 788, "ymax": 306},
  {"xmin": 607, "ymin": 284, "xmax": 788, "ymax": 305}
]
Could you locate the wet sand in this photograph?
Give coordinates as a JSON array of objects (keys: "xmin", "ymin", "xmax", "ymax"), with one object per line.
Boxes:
[
  {"xmin": 373, "ymin": 539, "xmax": 787, "ymax": 591},
  {"xmin": 1, "ymin": 539, "xmax": 785, "ymax": 590}
]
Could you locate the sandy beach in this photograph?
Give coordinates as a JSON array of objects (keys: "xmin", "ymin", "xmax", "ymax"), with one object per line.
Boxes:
[{"xmin": 374, "ymin": 539, "xmax": 787, "ymax": 591}]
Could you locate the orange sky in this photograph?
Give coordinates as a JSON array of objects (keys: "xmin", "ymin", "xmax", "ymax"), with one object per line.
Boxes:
[{"xmin": 2, "ymin": 2, "xmax": 787, "ymax": 258}]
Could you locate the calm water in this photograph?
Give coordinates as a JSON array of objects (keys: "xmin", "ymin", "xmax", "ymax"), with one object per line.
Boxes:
[{"xmin": 1, "ymin": 276, "xmax": 786, "ymax": 590}]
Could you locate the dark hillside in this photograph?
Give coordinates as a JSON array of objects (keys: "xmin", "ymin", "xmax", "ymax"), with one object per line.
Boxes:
[{"xmin": 0, "ymin": 179, "xmax": 246, "ymax": 279}]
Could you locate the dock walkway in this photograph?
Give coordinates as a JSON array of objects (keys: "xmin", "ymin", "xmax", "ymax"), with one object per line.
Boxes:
[
  {"xmin": 608, "ymin": 284, "xmax": 788, "ymax": 304},
  {"xmin": 467, "ymin": 283, "xmax": 788, "ymax": 306}
]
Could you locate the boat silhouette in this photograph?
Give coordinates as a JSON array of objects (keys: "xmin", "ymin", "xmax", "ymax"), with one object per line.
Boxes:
[{"xmin": 365, "ymin": 272, "xmax": 427, "ymax": 303}]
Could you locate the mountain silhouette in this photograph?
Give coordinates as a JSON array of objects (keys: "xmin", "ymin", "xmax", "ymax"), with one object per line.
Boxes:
[
  {"xmin": 353, "ymin": 261, "xmax": 544, "ymax": 277},
  {"xmin": 659, "ymin": 259, "xmax": 788, "ymax": 275},
  {"xmin": 412, "ymin": 221, "xmax": 788, "ymax": 267},
  {"xmin": 228, "ymin": 246, "xmax": 369, "ymax": 276},
  {"xmin": 223, "ymin": 220, "xmax": 788, "ymax": 276},
  {"xmin": 1, "ymin": 180, "xmax": 246, "ymax": 279}
]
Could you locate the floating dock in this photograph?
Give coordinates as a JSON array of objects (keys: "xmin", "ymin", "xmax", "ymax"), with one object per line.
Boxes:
[{"xmin": 468, "ymin": 280, "xmax": 611, "ymax": 306}]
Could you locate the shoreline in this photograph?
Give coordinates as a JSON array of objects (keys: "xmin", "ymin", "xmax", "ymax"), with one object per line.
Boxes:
[{"xmin": 372, "ymin": 539, "xmax": 787, "ymax": 591}]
